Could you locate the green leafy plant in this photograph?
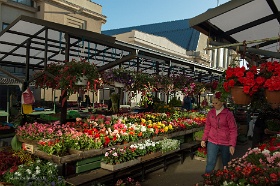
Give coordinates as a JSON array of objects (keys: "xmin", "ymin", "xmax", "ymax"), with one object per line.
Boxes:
[
  {"xmin": 168, "ymin": 97, "xmax": 182, "ymax": 107},
  {"xmin": 193, "ymin": 130, "xmax": 203, "ymax": 141}
]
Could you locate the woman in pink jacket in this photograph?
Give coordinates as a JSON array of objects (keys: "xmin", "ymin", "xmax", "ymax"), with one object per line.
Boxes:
[{"xmin": 201, "ymin": 92, "xmax": 238, "ymax": 173}]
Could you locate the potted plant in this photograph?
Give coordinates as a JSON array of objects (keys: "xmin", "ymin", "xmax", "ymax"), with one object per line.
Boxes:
[
  {"xmin": 102, "ymin": 68, "xmax": 135, "ymax": 89},
  {"xmin": 58, "ymin": 59, "xmax": 101, "ymax": 95},
  {"xmin": 171, "ymin": 74, "xmax": 193, "ymax": 91},
  {"xmin": 34, "ymin": 62, "xmax": 63, "ymax": 89},
  {"xmin": 194, "ymin": 147, "xmax": 207, "ymax": 161},
  {"xmin": 133, "ymin": 72, "xmax": 155, "ymax": 92},
  {"xmin": 223, "ymin": 64, "xmax": 263, "ymax": 105},
  {"xmin": 259, "ymin": 61, "xmax": 280, "ymax": 103},
  {"xmin": 34, "ymin": 59, "xmax": 101, "ymax": 96},
  {"xmin": 154, "ymin": 74, "xmax": 174, "ymax": 93}
]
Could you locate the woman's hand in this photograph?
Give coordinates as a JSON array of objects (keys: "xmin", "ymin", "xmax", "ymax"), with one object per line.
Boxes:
[
  {"xmin": 201, "ymin": 141, "xmax": 206, "ymax": 148},
  {"xmin": 229, "ymin": 146, "xmax": 235, "ymax": 155}
]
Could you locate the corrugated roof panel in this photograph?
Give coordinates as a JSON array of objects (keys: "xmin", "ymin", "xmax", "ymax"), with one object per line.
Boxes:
[{"xmin": 102, "ymin": 19, "xmax": 199, "ymax": 51}]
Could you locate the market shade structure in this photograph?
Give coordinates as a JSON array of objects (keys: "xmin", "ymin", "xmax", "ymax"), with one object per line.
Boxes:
[
  {"xmin": 0, "ymin": 15, "xmax": 223, "ymax": 85},
  {"xmin": 189, "ymin": 0, "xmax": 280, "ymax": 60},
  {"xmin": 0, "ymin": 15, "xmax": 224, "ymax": 123}
]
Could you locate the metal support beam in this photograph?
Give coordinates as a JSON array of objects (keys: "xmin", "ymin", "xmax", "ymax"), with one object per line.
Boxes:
[
  {"xmin": 208, "ymin": 41, "xmax": 280, "ymax": 59},
  {"xmin": 97, "ymin": 51, "xmax": 137, "ymax": 72}
]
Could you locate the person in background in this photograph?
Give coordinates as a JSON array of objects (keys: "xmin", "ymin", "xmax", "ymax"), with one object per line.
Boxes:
[
  {"xmin": 201, "ymin": 92, "xmax": 238, "ymax": 173},
  {"xmin": 252, "ymin": 102, "xmax": 280, "ymax": 148},
  {"xmin": 85, "ymin": 95, "xmax": 91, "ymax": 107},
  {"xmin": 182, "ymin": 95, "xmax": 193, "ymax": 111}
]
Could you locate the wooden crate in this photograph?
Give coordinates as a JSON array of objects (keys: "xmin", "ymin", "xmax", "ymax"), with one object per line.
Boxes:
[
  {"xmin": 75, "ymin": 155, "xmax": 103, "ymax": 174},
  {"xmin": 100, "ymin": 159, "xmax": 140, "ymax": 171}
]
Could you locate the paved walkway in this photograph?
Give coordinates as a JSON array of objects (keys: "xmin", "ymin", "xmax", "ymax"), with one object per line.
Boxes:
[{"xmin": 140, "ymin": 141, "xmax": 252, "ymax": 186}]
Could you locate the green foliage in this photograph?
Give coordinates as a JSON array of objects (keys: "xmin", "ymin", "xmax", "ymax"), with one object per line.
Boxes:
[
  {"xmin": 168, "ymin": 97, "xmax": 182, "ymax": 107},
  {"xmin": 11, "ymin": 135, "xmax": 22, "ymax": 151},
  {"xmin": 153, "ymin": 102, "xmax": 175, "ymax": 113},
  {"xmin": 215, "ymin": 78, "xmax": 231, "ymax": 103},
  {"xmin": 193, "ymin": 130, "xmax": 203, "ymax": 141}
]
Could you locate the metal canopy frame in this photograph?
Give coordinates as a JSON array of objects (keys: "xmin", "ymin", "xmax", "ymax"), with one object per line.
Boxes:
[
  {"xmin": 0, "ymin": 15, "xmax": 223, "ymax": 84},
  {"xmin": 189, "ymin": 0, "xmax": 280, "ymax": 61}
]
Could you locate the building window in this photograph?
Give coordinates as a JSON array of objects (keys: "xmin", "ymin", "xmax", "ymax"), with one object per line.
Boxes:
[
  {"xmin": 2, "ymin": 23, "xmax": 9, "ymax": 30},
  {"xmin": 11, "ymin": 0, "xmax": 33, "ymax": 7}
]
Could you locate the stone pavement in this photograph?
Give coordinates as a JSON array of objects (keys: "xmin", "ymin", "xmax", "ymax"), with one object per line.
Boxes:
[{"xmin": 140, "ymin": 141, "xmax": 252, "ymax": 186}]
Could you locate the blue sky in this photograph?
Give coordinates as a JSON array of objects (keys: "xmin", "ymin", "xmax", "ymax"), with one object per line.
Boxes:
[{"xmin": 92, "ymin": 0, "xmax": 229, "ymax": 31}]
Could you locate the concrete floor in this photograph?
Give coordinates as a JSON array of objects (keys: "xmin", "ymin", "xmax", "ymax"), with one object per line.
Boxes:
[{"xmin": 140, "ymin": 141, "xmax": 252, "ymax": 186}]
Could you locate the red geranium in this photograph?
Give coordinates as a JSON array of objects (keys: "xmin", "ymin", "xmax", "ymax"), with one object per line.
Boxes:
[
  {"xmin": 223, "ymin": 65, "xmax": 264, "ymax": 95},
  {"xmin": 259, "ymin": 61, "xmax": 280, "ymax": 91}
]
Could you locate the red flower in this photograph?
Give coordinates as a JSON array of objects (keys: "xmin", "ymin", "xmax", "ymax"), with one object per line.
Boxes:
[
  {"xmin": 259, "ymin": 61, "xmax": 280, "ymax": 91},
  {"xmin": 214, "ymin": 92, "xmax": 222, "ymax": 99},
  {"xmin": 224, "ymin": 65, "xmax": 259, "ymax": 95}
]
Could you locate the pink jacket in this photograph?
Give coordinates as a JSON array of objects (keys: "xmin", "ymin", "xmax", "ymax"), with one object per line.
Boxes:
[{"xmin": 202, "ymin": 108, "xmax": 238, "ymax": 147}]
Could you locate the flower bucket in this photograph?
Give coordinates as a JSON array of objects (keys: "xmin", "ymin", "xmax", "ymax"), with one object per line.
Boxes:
[
  {"xmin": 230, "ymin": 86, "xmax": 251, "ymax": 105},
  {"xmin": 265, "ymin": 89, "xmax": 280, "ymax": 103},
  {"xmin": 114, "ymin": 81, "xmax": 125, "ymax": 88},
  {"xmin": 76, "ymin": 75, "xmax": 88, "ymax": 86}
]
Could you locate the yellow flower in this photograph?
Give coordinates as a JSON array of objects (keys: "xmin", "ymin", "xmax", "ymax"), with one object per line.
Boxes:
[
  {"xmin": 168, "ymin": 124, "xmax": 173, "ymax": 130},
  {"xmin": 164, "ymin": 126, "xmax": 169, "ymax": 132},
  {"xmin": 141, "ymin": 118, "xmax": 146, "ymax": 123},
  {"xmin": 148, "ymin": 120, "xmax": 152, "ymax": 125}
]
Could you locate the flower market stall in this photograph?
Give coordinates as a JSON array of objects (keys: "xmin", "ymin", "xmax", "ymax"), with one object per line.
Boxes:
[
  {"xmin": 6, "ymin": 11, "xmax": 280, "ymax": 186},
  {"xmin": 0, "ymin": 110, "xmax": 207, "ymax": 185}
]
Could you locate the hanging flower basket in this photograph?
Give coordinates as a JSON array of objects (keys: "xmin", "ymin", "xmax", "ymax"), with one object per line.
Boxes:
[
  {"xmin": 265, "ymin": 89, "xmax": 280, "ymax": 103},
  {"xmin": 231, "ymin": 86, "xmax": 251, "ymax": 105}
]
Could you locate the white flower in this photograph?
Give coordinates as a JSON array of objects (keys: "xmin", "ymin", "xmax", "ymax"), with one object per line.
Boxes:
[
  {"xmin": 15, "ymin": 172, "xmax": 21, "ymax": 177},
  {"xmin": 26, "ymin": 169, "xmax": 31, "ymax": 175},
  {"xmin": 36, "ymin": 159, "xmax": 41, "ymax": 163},
  {"xmin": 35, "ymin": 169, "xmax": 41, "ymax": 175},
  {"xmin": 35, "ymin": 166, "xmax": 40, "ymax": 170},
  {"xmin": 140, "ymin": 126, "xmax": 147, "ymax": 132},
  {"xmin": 262, "ymin": 149, "xmax": 270, "ymax": 156}
]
